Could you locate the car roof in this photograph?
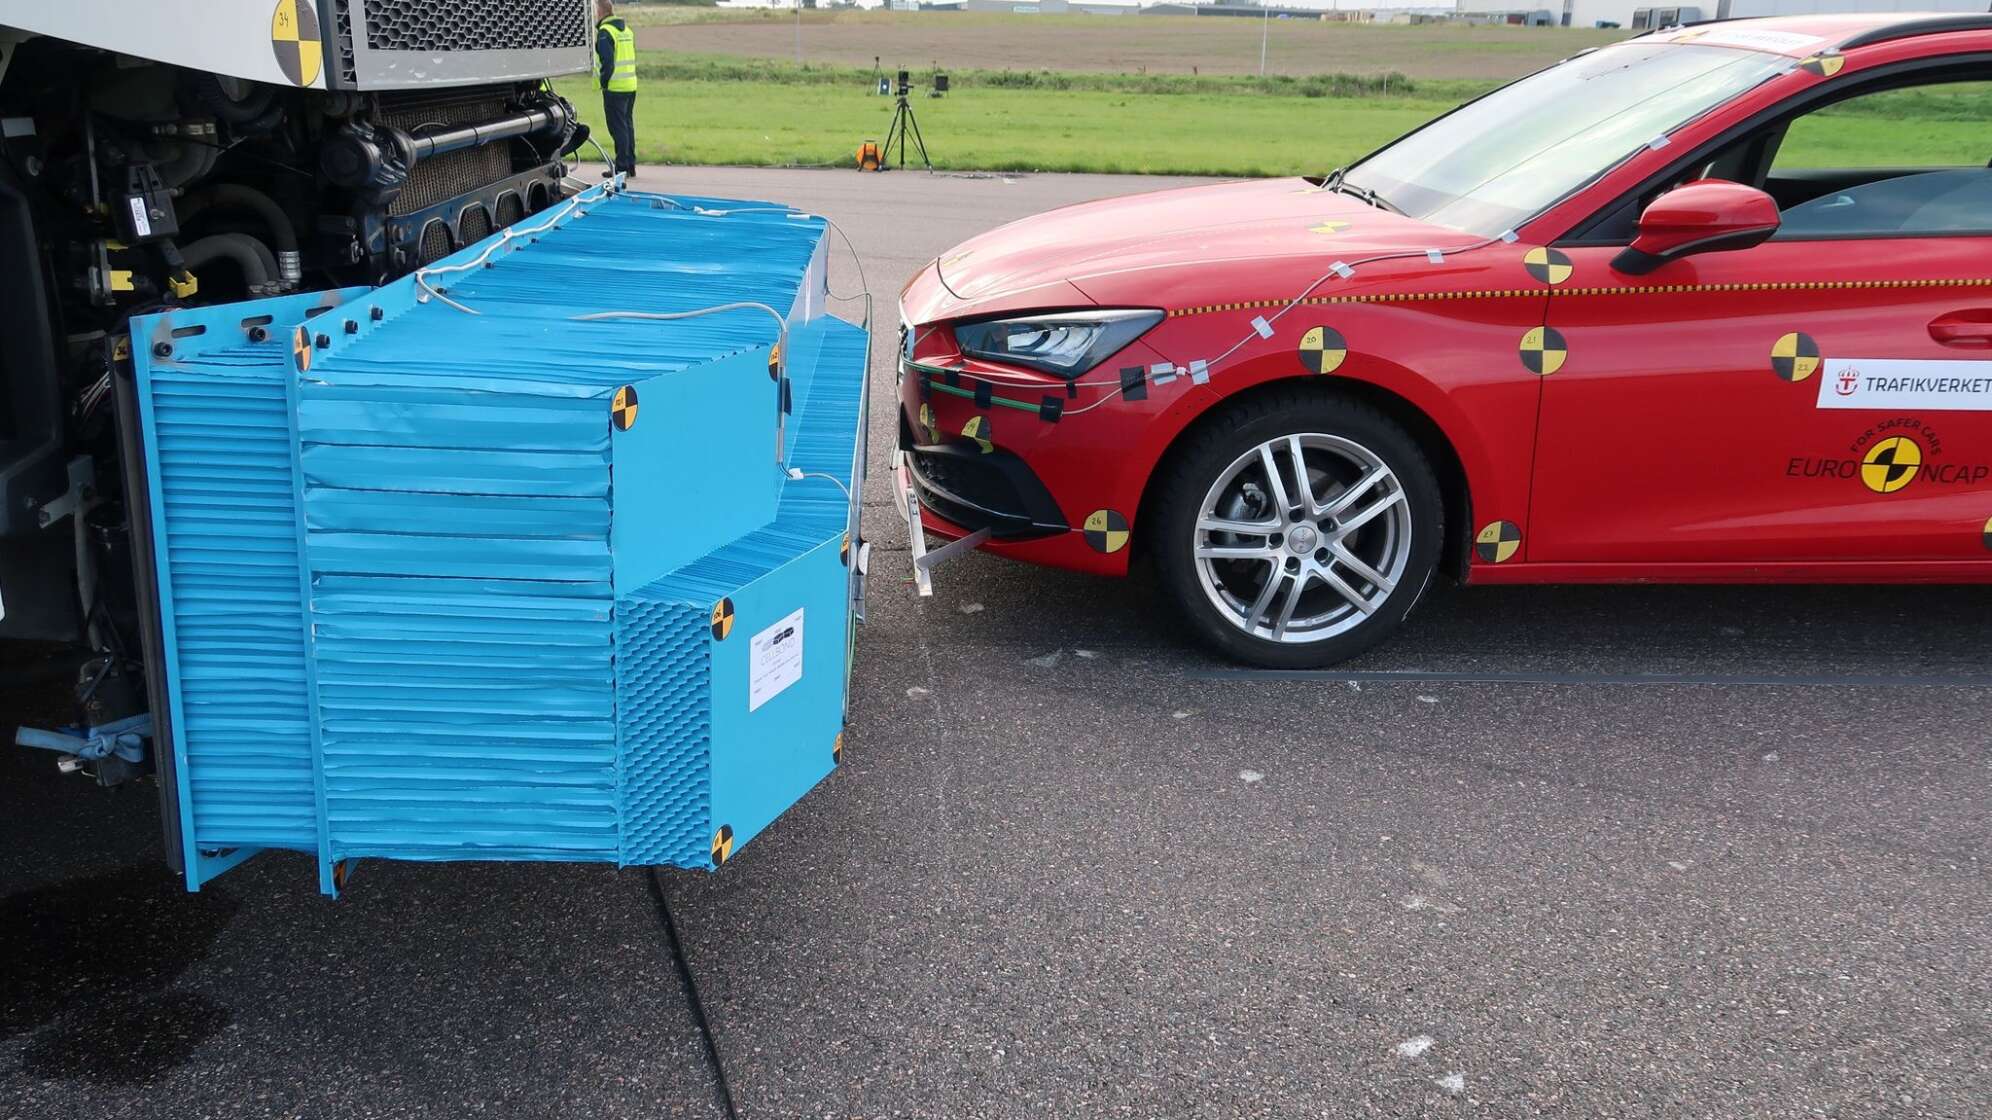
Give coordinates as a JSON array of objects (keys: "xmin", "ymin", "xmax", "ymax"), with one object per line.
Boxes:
[{"xmin": 1646, "ymin": 13, "xmax": 1992, "ymax": 59}]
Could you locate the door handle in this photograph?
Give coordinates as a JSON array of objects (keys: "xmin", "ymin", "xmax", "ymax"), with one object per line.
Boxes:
[{"xmin": 1929, "ymin": 309, "xmax": 1992, "ymax": 348}]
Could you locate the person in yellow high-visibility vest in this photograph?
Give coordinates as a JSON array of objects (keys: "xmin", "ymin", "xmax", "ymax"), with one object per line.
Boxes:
[{"xmin": 593, "ymin": 0, "xmax": 638, "ymax": 178}]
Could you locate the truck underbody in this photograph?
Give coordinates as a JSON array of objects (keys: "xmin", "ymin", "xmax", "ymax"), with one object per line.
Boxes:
[
  {"xmin": 0, "ymin": 6, "xmax": 868, "ymax": 892},
  {"xmin": 0, "ymin": 24, "xmax": 588, "ymax": 786}
]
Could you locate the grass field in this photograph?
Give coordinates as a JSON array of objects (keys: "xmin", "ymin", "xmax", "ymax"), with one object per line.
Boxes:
[
  {"xmin": 624, "ymin": 9, "xmax": 1625, "ymax": 81},
  {"xmin": 556, "ymin": 56, "xmax": 1458, "ymax": 176},
  {"xmin": 558, "ymin": 11, "xmax": 1992, "ymax": 177}
]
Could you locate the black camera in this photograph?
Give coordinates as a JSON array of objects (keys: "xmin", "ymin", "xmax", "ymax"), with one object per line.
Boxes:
[{"xmin": 896, "ymin": 69, "xmax": 910, "ymax": 97}]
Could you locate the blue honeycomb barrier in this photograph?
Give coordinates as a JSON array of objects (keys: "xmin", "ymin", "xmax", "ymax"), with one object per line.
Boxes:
[
  {"xmin": 131, "ymin": 182, "xmax": 868, "ymax": 893},
  {"xmin": 615, "ymin": 597, "xmax": 711, "ymax": 868}
]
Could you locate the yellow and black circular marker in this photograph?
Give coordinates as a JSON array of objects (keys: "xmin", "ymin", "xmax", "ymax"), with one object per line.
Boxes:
[
  {"xmin": 919, "ymin": 403, "xmax": 937, "ymax": 443},
  {"xmin": 292, "ymin": 324, "xmax": 312, "ymax": 372},
  {"xmin": 833, "ymin": 731, "xmax": 844, "ymax": 766},
  {"xmin": 962, "ymin": 415, "xmax": 993, "ymax": 453},
  {"xmin": 709, "ymin": 597, "xmax": 735, "ymax": 640},
  {"xmin": 768, "ymin": 340, "xmax": 783, "ymax": 382},
  {"xmin": 1861, "ymin": 436, "xmax": 1922, "ymax": 494},
  {"xmin": 1082, "ymin": 509, "xmax": 1130, "ymax": 554},
  {"xmin": 1309, "ymin": 220, "xmax": 1352, "ymax": 235},
  {"xmin": 612, "ymin": 384, "xmax": 639, "ymax": 430},
  {"xmin": 841, "ymin": 532, "xmax": 851, "ymax": 567},
  {"xmin": 1799, "ymin": 51, "xmax": 1845, "ymax": 78},
  {"xmin": 1519, "ymin": 326, "xmax": 1567, "ymax": 376},
  {"xmin": 1523, "ymin": 247, "xmax": 1574, "ymax": 286},
  {"xmin": 270, "ymin": 0, "xmax": 323, "ymax": 88},
  {"xmin": 1982, "ymin": 515, "xmax": 1992, "ymax": 550},
  {"xmin": 1770, "ymin": 332, "xmax": 1821, "ymax": 382},
  {"xmin": 711, "ymin": 824, "xmax": 735, "ymax": 866},
  {"xmin": 1298, "ymin": 326, "xmax": 1348, "ymax": 375},
  {"xmin": 1474, "ymin": 520, "xmax": 1522, "ymax": 564}
]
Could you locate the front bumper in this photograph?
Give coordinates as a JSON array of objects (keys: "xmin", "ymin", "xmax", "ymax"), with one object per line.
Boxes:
[
  {"xmin": 892, "ymin": 302, "xmax": 1173, "ymax": 580},
  {"xmin": 897, "ymin": 411, "xmax": 1067, "ymax": 540}
]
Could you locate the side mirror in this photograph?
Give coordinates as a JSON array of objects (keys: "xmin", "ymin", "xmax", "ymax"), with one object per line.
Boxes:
[{"xmin": 1611, "ymin": 181, "xmax": 1780, "ymax": 275}]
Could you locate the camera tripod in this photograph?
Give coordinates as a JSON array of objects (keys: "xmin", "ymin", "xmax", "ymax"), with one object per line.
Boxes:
[{"xmin": 881, "ymin": 89, "xmax": 933, "ymax": 173}]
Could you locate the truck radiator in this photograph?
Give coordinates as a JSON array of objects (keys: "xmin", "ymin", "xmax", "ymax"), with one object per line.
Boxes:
[
  {"xmin": 380, "ymin": 98, "xmax": 513, "ymax": 218},
  {"xmin": 130, "ymin": 184, "xmax": 866, "ymax": 894}
]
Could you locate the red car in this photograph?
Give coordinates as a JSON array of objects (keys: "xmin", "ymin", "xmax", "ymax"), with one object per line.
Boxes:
[{"xmin": 897, "ymin": 14, "xmax": 1992, "ymax": 667}]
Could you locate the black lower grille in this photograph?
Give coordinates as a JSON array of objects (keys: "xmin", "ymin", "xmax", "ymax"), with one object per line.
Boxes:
[
  {"xmin": 459, "ymin": 207, "xmax": 491, "ymax": 245},
  {"xmin": 418, "ymin": 222, "xmax": 453, "ymax": 265},
  {"xmin": 903, "ymin": 415, "xmax": 1067, "ymax": 540}
]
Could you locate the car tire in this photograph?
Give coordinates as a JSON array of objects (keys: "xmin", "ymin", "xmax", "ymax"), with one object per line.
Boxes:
[{"xmin": 1149, "ymin": 387, "xmax": 1443, "ymax": 669}]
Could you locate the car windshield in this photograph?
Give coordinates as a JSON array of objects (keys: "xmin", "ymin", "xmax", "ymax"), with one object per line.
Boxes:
[{"xmin": 1341, "ymin": 42, "xmax": 1791, "ymax": 237}]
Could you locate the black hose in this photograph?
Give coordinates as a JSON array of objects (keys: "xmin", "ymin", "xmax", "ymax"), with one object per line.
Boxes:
[
  {"xmin": 154, "ymin": 139, "xmax": 218, "ymax": 191},
  {"xmin": 178, "ymin": 233, "xmax": 276, "ymax": 291},
  {"xmin": 181, "ymin": 184, "xmax": 299, "ymax": 257},
  {"xmin": 188, "ymin": 74, "xmax": 276, "ymax": 125}
]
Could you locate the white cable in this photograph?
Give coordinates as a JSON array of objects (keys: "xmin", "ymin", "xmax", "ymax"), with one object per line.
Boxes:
[
  {"xmin": 572, "ymin": 302, "xmax": 791, "ymax": 385},
  {"xmin": 404, "ymin": 181, "xmax": 878, "ymax": 488},
  {"xmin": 588, "ymin": 196, "xmax": 880, "ymax": 503},
  {"xmin": 816, "ymin": 214, "xmax": 870, "ymax": 304},
  {"xmin": 784, "ymin": 467, "xmax": 851, "ymax": 502},
  {"xmin": 627, "ymin": 197, "xmax": 872, "ymax": 304},
  {"xmin": 574, "ymin": 300, "xmax": 788, "ymax": 338},
  {"xmin": 913, "ymin": 146, "xmax": 1694, "ymax": 417},
  {"xmin": 580, "ymin": 303, "xmax": 793, "ymax": 465},
  {"xmin": 1013, "ymin": 233, "xmax": 1521, "ymax": 419},
  {"xmin": 414, "ymin": 183, "xmax": 611, "ymax": 314}
]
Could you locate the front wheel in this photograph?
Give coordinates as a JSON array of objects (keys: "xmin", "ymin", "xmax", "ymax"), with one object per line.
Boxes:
[{"xmin": 1149, "ymin": 389, "xmax": 1443, "ymax": 668}]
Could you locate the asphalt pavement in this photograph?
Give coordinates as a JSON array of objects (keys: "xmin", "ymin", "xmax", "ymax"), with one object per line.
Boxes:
[{"xmin": 3, "ymin": 165, "xmax": 1988, "ymax": 1120}]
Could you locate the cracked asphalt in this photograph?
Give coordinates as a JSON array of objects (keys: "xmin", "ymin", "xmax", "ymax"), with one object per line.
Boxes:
[{"xmin": 3, "ymin": 167, "xmax": 1987, "ymax": 1120}]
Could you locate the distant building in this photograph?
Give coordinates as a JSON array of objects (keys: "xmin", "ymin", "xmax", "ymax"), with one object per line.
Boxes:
[
  {"xmin": 963, "ymin": 0, "xmax": 1141, "ymax": 12},
  {"xmin": 1140, "ymin": 3, "xmax": 1338, "ymax": 15},
  {"xmin": 1455, "ymin": 0, "xmax": 1557, "ymax": 23}
]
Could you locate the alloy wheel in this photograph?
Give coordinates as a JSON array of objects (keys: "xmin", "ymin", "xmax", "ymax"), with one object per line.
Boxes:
[{"xmin": 1190, "ymin": 432, "xmax": 1412, "ymax": 644}]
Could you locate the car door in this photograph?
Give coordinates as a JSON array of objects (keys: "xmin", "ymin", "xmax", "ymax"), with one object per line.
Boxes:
[{"xmin": 1529, "ymin": 69, "xmax": 1992, "ymax": 568}]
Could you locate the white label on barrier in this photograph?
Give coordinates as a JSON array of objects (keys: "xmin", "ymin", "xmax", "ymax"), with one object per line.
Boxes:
[
  {"xmin": 128, "ymin": 197, "xmax": 151, "ymax": 238},
  {"xmin": 749, "ymin": 607, "xmax": 804, "ymax": 711},
  {"xmin": 1816, "ymin": 358, "xmax": 1992, "ymax": 411}
]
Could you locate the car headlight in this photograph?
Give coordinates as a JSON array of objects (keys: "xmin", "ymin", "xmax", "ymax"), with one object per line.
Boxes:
[{"xmin": 953, "ymin": 310, "xmax": 1163, "ymax": 378}]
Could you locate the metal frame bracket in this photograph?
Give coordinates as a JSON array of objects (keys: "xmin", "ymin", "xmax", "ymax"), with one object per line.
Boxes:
[{"xmin": 893, "ymin": 449, "xmax": 989, "ymax": 596}]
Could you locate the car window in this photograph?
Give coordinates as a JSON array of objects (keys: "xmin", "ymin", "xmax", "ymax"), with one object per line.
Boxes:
[
  {"xmin": 1342, "ymin": 42, "xmax": 1789, "ymax": 239},
  {"xmin": 1773, "ymin": 81, "xmax": 1992, "ymax": 170},
  {"xmin": 1780, "ymin": 169, "xmax": 1991, "ymax": 237},
  {"xmin": 1769, "ymin": 79, "xmax": 1992, "ymax": 238}
]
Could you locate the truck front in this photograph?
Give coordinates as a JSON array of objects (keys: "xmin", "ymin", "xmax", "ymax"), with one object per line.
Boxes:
[{"xmin": 0, "ymin": 0, "xmax": 597, "ymax": 863}]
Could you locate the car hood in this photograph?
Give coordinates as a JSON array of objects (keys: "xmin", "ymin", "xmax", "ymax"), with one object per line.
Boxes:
[{"xmin": 934, "ymin": 178, "xmax": 1483, "ymax": 304}]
